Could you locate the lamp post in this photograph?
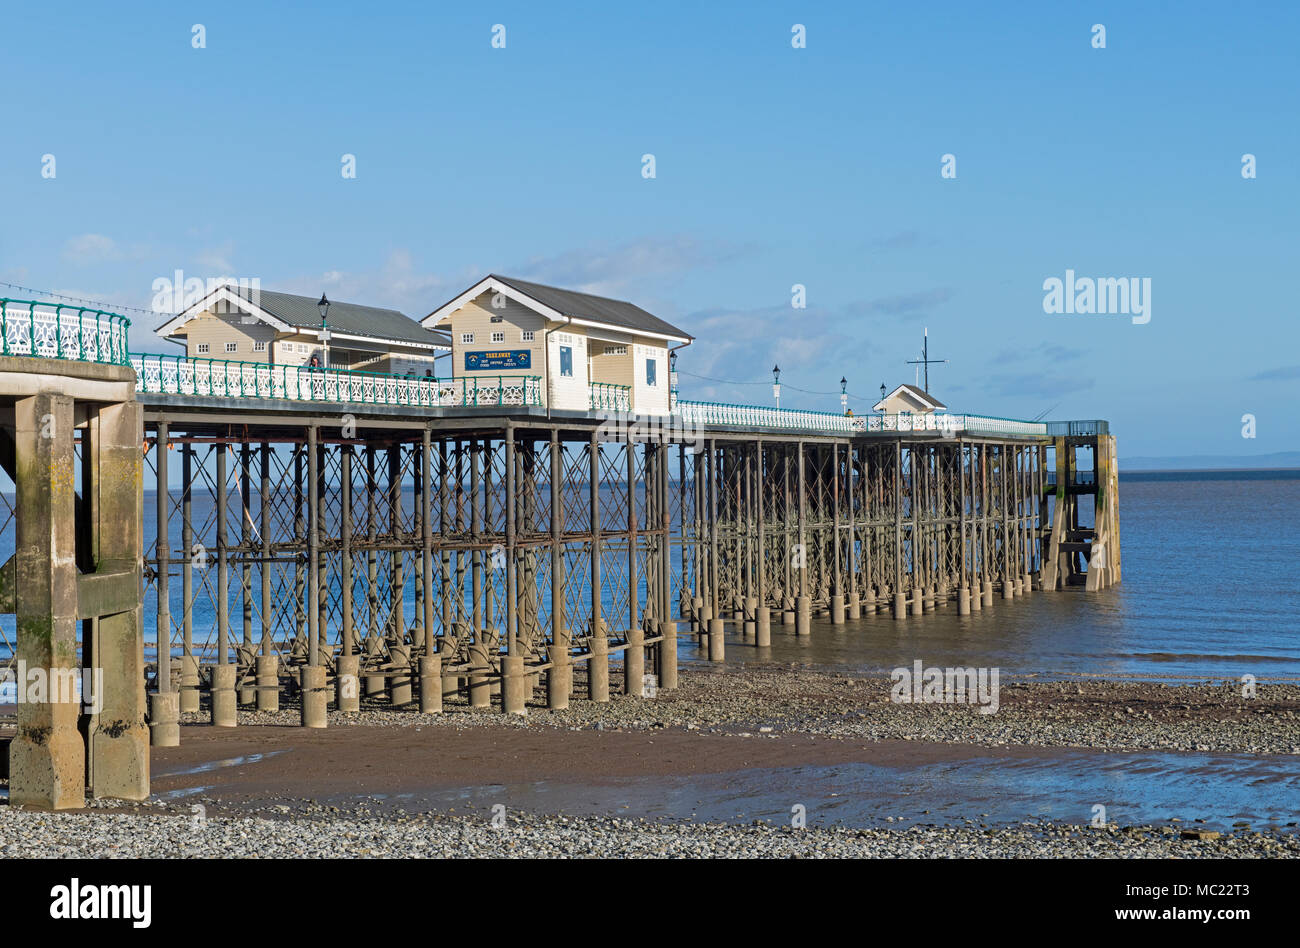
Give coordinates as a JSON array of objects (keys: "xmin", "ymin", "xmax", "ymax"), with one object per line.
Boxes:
[
  {"xmin": 879, "ymin": 382, "xmax": 886, "ymax": 415},
  {"xmin": 317, "ymin": 294, "xmax": 331, "ymax": 369},
  {"xmin": 772, "ymin": 364, "xmax": 781, "ymax": 409},
  {"xmin": 669, "ymin": 349, "xmax": 679, "ymax": 411},
  {"xmin": 840, "ymin": 376, "xmax": 848, "ymax": 415}
]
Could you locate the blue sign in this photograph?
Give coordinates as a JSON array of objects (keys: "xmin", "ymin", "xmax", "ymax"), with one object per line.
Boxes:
[{"xmin": 464, "ymin": 350, "xmax": 531, "ymax": 371}]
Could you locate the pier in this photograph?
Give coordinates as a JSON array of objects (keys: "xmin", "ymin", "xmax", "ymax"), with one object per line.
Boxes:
[{"xmin": 0, "ymin": 298, "xmax": 1119, "ymax": 809}]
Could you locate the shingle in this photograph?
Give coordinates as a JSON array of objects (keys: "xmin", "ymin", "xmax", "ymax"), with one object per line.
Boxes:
[
  {"xmin": 232, "ymin": 286, "xmax": 449, "ymax": 348},
  {"xmin": 488, "ymin": 275, "xmax": 692, "ymax": 340}
]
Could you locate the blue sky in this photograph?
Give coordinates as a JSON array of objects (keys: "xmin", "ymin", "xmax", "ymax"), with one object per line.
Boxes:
[{"xmin": 2, "ymin": 1, "xmax": 1296, "ymax": 457}]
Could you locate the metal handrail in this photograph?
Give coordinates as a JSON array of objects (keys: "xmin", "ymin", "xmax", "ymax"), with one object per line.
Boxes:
[
  {"xmin": 0, "ymin": 298, "xmax": 132, "ymax": 365},
  {"xmin": 589, "ymin": 382, "xmax": 632, "ymax": 411},
  {"xmin": 131, "ymin": 354, "xmax": 543, "ymax": 408}
]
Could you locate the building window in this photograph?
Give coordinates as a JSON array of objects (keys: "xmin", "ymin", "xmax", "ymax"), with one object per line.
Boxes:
[
  {"xmin": 461, "ymin": 332, "xmax": 474, "ymax": 344},
  {"xmin": 604, "ymin": 345, "xmax": 627, "ymax": 356},
  {"xmin": 253, "ymin": 340, "xmax": 266, "ymax": 352},
  {"xmin": 559, "ymin": 345, "xmax": 573, "ymax": 378},
  {"xmin": 196, "ymin": 343, "xmax": 210, "ymax": 354},
  {"xmin": 225, "ymin": 341, "xmax": 238, "ymax": 354},
  {"xmin": 521, "ymin": 330, "xmax": 535, "ymax": 342},
  {"xmin": 491, "ymin": 331, "xmax": 505, "ymax": 344},
  {"xmin": 646, "ymin": 358, "xmax": 657, "ymax": 387}
]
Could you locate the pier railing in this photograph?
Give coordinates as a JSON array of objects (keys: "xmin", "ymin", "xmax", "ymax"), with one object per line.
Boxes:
[
  {"xmin": 678, "ymin": 400, "xmax": 859, "ymax": 432},
  {"xmin": 589, "ymin": 382, "xmax": 632, "ymax": 411},
  {"xmin": 678, "ymin": 401, "xmax": 1048, "ymax": 437},
  {"xmin": 132, "ymin": 354, "xmax": 543, "ymax": 408},
  {"xmin": 1046, "ymin": 419, "xmax": 1110, "ymax": 437},
  {"xmin": 0, "ymin": 298, "xmax": 132, "ymax": 365}
]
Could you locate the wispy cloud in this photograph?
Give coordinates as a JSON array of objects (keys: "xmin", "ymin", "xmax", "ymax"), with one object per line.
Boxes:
[
  {"xmin": 62, "ymin": 233, "xmax": 118, "ymax": 264},
  {"xmin": 510, "ymin": 235, "xmax": 757, "ymax": 296},
  {"xmin": 984, "ymin": 372, "xmax": 1094, "ymax": 398},
  {"xmin": 1250, "ymin": 365, "xmax": 1300, "ymax": 381},
  {"xmin": 844, "ymin": 287, "xmax": 954, "ymax": 319},
  {"xmin": 993, "ymin": 342, "xmax": 1086, "ymax": 365}
]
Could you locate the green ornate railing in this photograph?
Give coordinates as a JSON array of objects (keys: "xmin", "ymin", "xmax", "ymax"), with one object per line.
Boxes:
[
  {"xmin": 0, "ymin": 298, "xmax": 132, "ymax": 365},
  {"xmin": 132, "ymin": 354, "xmax": 543, "ymax": 408},
  {"xmin": 589, "ymin": 382, "xmax": 632, "ymax": 411}
]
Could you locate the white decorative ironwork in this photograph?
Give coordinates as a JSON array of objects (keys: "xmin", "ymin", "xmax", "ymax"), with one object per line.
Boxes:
[{"xmin": 0, "ymin": 299, "xmax": 131, "ymax": 365}]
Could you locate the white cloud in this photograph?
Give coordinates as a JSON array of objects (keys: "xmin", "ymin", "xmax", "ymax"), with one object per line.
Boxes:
[{"xmin": 62, "ymin": 233, "xmax": 118, "ymax": 264}]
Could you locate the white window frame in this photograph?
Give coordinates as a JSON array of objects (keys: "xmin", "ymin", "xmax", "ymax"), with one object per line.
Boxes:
[
  {"xmin": 491, "ymin": 331, "xmax": 505, "ymax": 344},
  {"xmin": 521, "ymin": 330, "xmax": 535, "ymax": 342},
  {"xmin": 253, "ymin": 340, "xmax": 267, "ymax": 352},
  {"xmin": 224, "ymin": 341, "xmax": 238, "ymax": 354},
  {"xmin": 461, "ymin": 332, "xmax": 475, "ymax": 344},
  {"xmin": 196, "ymin": 342, "xmax": 210, "ymax": 354}
]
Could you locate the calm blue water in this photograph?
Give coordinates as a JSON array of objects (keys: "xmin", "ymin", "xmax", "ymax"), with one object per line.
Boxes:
[{"xmin": 679, "ymin": 475, "xmax": 1300, "ymax": 681}]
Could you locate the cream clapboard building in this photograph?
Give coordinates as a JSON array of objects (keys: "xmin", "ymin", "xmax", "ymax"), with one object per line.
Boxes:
[
  {"xmin": 873, "ymin": 383, "xmax": 947, "ymax": 415},
  {"xmin": 156, "ymin": 284, "xmax": 450, "ymax": 374},
  {"xmin": 422, "ymin": 275, "xmax": 693, "ymax": 415}
]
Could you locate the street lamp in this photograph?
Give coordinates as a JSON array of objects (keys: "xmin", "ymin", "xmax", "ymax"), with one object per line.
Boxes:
[
  {"xmin": 772, "ymin": 364, "xmax": 781, "ymax": 409},
  {"xmin": 840, "ymin": 376, "xmax": 848, "ymax": 415},
  {"xmin": 317, "ymin": 294, "xmax": 331, "ymax": 369},
  {"xmin": 669, "ymin": 350, "xmax": 679, "ymax": 410},
  {"xmin": 879, "ymin": 382, "xmax": 886, "ymax": 414}
]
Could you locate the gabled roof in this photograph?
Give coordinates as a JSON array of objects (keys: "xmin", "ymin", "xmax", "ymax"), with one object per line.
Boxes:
[
  {"xmin": 156, "ymin": 284, "xmax": 450, "ymax": 350},
  {"xmin": 873, "ymin": 383, "xmax": 947, "ymax": 412},
  {"xmin": 422, "ymin": 274, "xmax": 693, "ymax": 343}
]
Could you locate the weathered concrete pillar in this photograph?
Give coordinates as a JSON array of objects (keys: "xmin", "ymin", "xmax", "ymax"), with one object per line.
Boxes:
[
  {"xmin": 958, "ymin": 587, "xmax": 972, "ymax": 616},
  {"xmin": 923, "ymin": 587, "xmax": 935, "ymax": 613},
  {"xmin": 1023, "ymin": 571, "xmax": 1034, "ymax": 594},
  {"xmin": 502, "ymin": 653, "xmax": 526, "ymax": 715},
  {"xmin": 971, "ymin": 583, "xmax": 982, "ymax": 611},
  {"xmin": 179, "ymin": 654, "xmax": 200, "ymax": 713},
  {"xmin": 468, "ymin": 641, "xmax": 492, "ymax": 708},
  {"xmin": 548, "ymin": 630, "xmax": 572, "ymax": 709},
  {"xmin": 300, "ymin": 664, "xmax": 327, "ymax": 728},
  {"xmin": 389, "ymin": 644, "xmax": 412, "ymax": 708},
  {"xmin": 830, "ymin": 594, "xmax": 845, "ymax": 624},
  {"xmin": 237, "ymin": 646, "xmax": 256, "ymax": 706},
  {"xmin": 149, "ymin": 692, "xmax": 180, "ymax": 747},
  {"xmin": 893, "ymin": 591, "xmax": 907, "ymax": 620},
  {"xmin": 910, "ymin": 589, "xmax": 924, "ymax": 617},
  {"xmin": 847, "ymin": 592, "xmax": 861, "ymax": 620},
  {"xmin": 755, "ymin": 607, "xmax": 771, "ymax": 647},
  {"xmin": 795, "ymin": 595, "xmax": 812, "ymax": 635},
  {"xmin": 336, "ymin": 653, "xmax": 360, "ymax": 711},
  {"xmin": 624, "ymin": 625, "xmax": 645, "ymax": 696},
  {"xmin": 707, "ymin": 617, "xmax": 725, "ymax": 661},
  {"xmin": 256, "ymin": 654, "xmax": 279, "ymax": 712},
  {"xmin": 91, "ymin": 400, "xmax": 149, "ymax": 799},
  {"xmin": 364, "ymin": 638, "xmax": 385, "ymax": 698},
  {"xmin": 419, "ymin": 653, "xmax": 442, "ymax": 714},
  {"xmin": 211, "ymin": 664, "xmax": 237, "ymax": 727},
  {"xmin": 588, "ymin": 623, "xmax": 609, "ymax": 702},
  {"xmin": 9, "ymin": 392, "xmax": 84, "ymax": 810},
  {"xmin": 981, "ymin": 580, "xmax": 994, "ymax": 608},
  {"xmin": 1003, "ymin": 579, "xmax": 1016, "ymax": 601},
  {"xmin": 659, "ymin": 620, "xmax": 678, "ymax": 689},
  {"xmin": 743, "ymin": 597, "xmax": 757, "ymax": 637}
]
